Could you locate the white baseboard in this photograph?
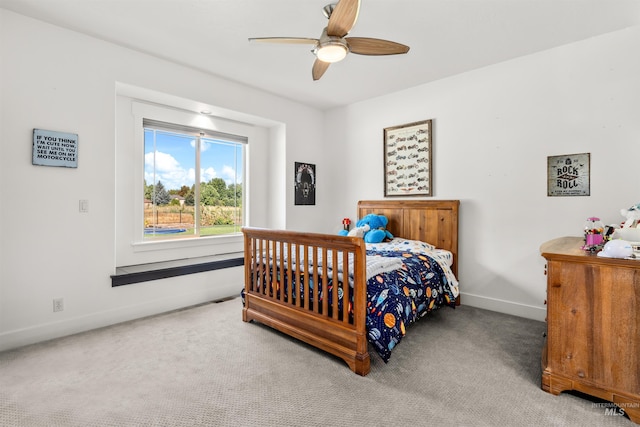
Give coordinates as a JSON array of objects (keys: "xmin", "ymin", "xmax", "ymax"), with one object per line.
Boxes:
[
  {"xmin": 0, "ymin": 281, "xmax": 241, "ymax": 352},
  {"xmin": 1, "ymin": 287, "xmax": 545, "ymax": 353},
  {"xmin": 460, "ymin": 292, "xmax": 546, "ymax": 322}
]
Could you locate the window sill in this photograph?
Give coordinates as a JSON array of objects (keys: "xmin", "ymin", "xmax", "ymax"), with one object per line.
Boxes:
[
  {"xmin": 111, "ymin": 253, "xmax": 244, "ymax": 287},
  {"xmin": 131, "ymin": 233, "xmax": 243, "ymax": 253}
]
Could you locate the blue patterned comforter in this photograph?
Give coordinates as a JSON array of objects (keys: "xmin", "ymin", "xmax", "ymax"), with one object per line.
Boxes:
[{"xmin": 364, "ymin": 247, "xmax": 458, "ymax": 362}]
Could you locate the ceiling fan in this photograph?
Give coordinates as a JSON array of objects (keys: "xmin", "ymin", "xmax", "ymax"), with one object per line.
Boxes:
[{"xmin": 249, "ymin": 0, "xmax": 410, "ymax": 81}]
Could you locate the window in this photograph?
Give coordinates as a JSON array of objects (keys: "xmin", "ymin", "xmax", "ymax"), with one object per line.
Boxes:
[
  {"xmin": 143, "ymin": 119, "xmax": 245, "ymax": 241},
  {"xmin": 116, "ymin": 90, "xmax": 274, "ymax": 268}
]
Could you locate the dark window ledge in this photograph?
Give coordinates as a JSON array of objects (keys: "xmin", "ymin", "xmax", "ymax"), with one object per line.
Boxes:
[{"xmin": 111, "ymin": 255, "xmax": 244, "ymax": 287}]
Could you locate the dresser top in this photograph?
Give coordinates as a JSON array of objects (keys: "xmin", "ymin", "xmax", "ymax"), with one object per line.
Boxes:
[{"xmin": 540, "ymin": 236, "xmax": 640, "ymax": 268}]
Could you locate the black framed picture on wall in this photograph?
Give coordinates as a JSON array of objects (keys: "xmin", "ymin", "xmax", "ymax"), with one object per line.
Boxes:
[{"xmin": 294, "ymin": 162, "xmax": 316, "ymax": 205}]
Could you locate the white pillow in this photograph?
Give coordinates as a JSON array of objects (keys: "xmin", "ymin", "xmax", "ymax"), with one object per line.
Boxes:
[{"xmin": 366, "ymin": 237, "xmax": 435, "ymax": 253}]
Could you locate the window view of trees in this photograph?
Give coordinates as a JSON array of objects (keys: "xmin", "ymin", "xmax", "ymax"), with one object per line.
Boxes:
[
  {"xmin": 144, "ymin": 179, "xmax": 241, "ymax": 209},
  {"xmin": 143, "ymin": 123, "xmax": 244, "ymax": 240}
]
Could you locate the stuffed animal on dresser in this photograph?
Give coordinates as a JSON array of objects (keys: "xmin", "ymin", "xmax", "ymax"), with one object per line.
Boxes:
[{"xmin": 621, "ymin": 203, "xmax": 640, "ymax": 228}]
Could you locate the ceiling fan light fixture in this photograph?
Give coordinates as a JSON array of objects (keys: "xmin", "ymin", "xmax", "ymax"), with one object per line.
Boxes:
[
  {"xmin": 250, "ymin": 0, "xmax": 408, "ymax": 80},
  {"xmin": 315, "ymin": 41, "xmax": 348, "ymax": 63}
]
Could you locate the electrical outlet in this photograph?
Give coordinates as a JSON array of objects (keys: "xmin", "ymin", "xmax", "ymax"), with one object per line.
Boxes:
[{"xmin": 53, "ymin": 298, "xmax": 64, "ymax": 312}]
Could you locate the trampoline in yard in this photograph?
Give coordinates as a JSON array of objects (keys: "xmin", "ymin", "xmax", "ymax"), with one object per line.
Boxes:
[{"xmin": 144, "ymin": 227, "xmax": 187, "ymax": 234}]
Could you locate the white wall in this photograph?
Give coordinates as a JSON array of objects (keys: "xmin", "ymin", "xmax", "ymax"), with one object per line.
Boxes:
[
  {"xmin": 0, "ymin": 9, "xmax": 328, "ymax": 351},
  {"xmin": 325, "ymin": 25, "xmax": 640, "ymax": 320}
]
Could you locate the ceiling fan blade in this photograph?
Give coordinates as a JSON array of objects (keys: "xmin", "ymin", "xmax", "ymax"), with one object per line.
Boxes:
[
  {"xmin": 249, "ymin": 37, "xmax": 318, "ymax": 45},
  {"xmin": 312, "ymin": 59, "xmax": 331, "ymax": 81},
  {"xmin": 327, "ymin": 0, "xmax": 361, "ymax": 37},
  {"xmin": 346, "ymin": 37, "xmax": 410, "ymax": 55}
]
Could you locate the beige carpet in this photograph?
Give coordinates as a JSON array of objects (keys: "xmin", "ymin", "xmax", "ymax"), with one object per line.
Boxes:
[{"xmin": 0, "ymin": 297, "xmax": 633, "ymax": 426}]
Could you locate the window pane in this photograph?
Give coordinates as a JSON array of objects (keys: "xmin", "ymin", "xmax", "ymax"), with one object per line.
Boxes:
[
  {"xmin": 143, "ymin": 125, "xmax": 244, "ymax": 241},
  {"xmin": 199, "ymin": 137, "xmax": 243, "ymax": 236},
  {"xmin": 143, "ymin": 129, "xmax": 196, "ymax": 239}
]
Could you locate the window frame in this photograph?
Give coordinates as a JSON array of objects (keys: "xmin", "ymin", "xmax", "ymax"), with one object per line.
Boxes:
[
  {"xmin": 142, "ymin": 119, "xmax": 245, "ymax": 241},
  {"xmin": 115, "ymin": 84, "xmax": 278, "ymax": 271}
]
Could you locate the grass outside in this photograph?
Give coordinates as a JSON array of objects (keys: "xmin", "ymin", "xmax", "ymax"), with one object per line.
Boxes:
[
  {"xmin": 144, "ymin": 205, "xmax": 241, "ymax": 239},
  {"xmin": 197, "ymin": 224, "xmax": 241, "ymax": 236}
]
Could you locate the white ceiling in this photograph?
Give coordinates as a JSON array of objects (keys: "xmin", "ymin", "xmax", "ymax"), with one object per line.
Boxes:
[{"xmin": 2, "ymin": 0, "xmax": 639, "ymax": 110}]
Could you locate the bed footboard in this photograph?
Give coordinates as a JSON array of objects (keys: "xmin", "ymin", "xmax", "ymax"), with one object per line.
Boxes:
[{"xmin": 242, "ymin": 227, "xmax": 370, "ymax": 376}]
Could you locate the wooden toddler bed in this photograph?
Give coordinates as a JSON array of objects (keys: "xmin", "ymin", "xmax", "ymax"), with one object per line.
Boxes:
[{"xmin": 242, "ymin": 199, "xmax": 459, "ymax": 376}]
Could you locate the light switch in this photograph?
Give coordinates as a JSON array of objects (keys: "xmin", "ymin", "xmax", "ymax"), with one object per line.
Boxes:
[{"xmin": 79, "ymin": 199, "xmax": 89, "ymax": 213}]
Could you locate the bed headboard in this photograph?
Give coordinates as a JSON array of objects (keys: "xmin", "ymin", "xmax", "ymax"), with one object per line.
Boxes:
[{"xmin": 357, "ymin": 200, "xmax": 460, "ymax": 276}]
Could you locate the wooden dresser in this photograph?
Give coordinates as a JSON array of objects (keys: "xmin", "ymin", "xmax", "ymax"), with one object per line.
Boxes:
[{"xmin": 540, "ymin": 236, "xmax": 640, "ymax": 423}]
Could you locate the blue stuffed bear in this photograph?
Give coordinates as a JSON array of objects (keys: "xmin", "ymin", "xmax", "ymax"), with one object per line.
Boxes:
[{"xmin": 338, "ymin": 213, "xmax": 393, "ymax": 243}]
